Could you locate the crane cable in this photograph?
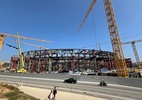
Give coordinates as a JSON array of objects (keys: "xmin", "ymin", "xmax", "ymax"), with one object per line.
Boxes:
[
  {"xmin": 81, "ymin": 33, "xmax": 142, "ymax": 48},
  {"xmin": 91, "ymin": 8, "xmax": 98, "ymax": 50}
]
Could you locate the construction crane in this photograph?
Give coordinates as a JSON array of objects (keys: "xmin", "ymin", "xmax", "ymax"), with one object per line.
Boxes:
[
  {"xmin": 0, "ymin": 32, "xmax": 51, "ymax": 50},
  {"xmin": 13, "ymin": 40, "xmax": 49, "ymax": 50},
  {"xmin": 15, "ymin": 32, "xmax": 27, "ymax": 73},
  {"xmin": 0, "ymin": 61, "xmax": 6, "ymax": 72},
  {"xmin": 122, "ymin": 39, "xmax": 142, "ymax": 68},
  {"xmin": 1, "ymin": 32, "xmax": 51, "ymax": 72},
  {"xmin": 6, "ymin": 44, "xmax": 18, "ymax": 49},
  {"xmin": 0, "ymin": 61, "xmax": 2, "ymax": 67},
  {"xmin": 77, "ymin": 0, "xmax": 129, "ymax": 77}
]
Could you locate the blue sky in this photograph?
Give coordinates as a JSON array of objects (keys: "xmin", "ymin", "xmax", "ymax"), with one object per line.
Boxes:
[{"xmin": 0, "ymin": 0, "xmax": 142, "ymax": 62}]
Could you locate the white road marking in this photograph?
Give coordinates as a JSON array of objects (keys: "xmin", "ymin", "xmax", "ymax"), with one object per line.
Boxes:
[
  {"xmin": 0, "ymin": 75, "xmax": 142, "ymax": 91},
  {"xmin": 0, "ymin": 80, "xmax": 135, "ymax": 100}
]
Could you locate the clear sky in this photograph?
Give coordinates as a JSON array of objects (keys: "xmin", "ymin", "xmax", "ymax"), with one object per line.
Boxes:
[{"xmin": 0, "ymin": 0, "xmax": 142, "ymax": 62}]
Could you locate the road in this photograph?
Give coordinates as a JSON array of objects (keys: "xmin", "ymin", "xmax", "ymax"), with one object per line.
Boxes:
[{"xmin": 0, "ymin": 72, "xmax": 142, "ymax": 100}]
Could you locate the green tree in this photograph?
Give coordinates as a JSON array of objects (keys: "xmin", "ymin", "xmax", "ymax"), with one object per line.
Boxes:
[{"xmin": 2, "ymin": 62, "xmax": 10, "ymax": 67}]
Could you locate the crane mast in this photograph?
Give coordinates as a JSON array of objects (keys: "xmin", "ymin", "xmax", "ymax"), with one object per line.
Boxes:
[
  {"xmin": 122, "ymin": 39, "xmax": 142, "ymax": 68},
  {"xmin": 103, "ymin": 0, "xmax": 129, "ymax": 77},
  {"xmin": 16, "ymin": 32, "xmax": 25, "ymax": 70},
  {"xmin": 78, "ymin": 0, "xmax": 129, "ymax": 77},
  {"xmin": 0, "ymin": 35, "xmax": 5, "ymax": 50},
  {"xmin": 131, "ymin": 42, "xmax": 140, "ymax": 66}
]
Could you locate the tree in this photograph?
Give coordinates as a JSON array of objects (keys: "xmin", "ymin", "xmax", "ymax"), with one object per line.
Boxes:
[{"xmin": 2, "ymin": 62, "xmax": 10, "ymax": 67}]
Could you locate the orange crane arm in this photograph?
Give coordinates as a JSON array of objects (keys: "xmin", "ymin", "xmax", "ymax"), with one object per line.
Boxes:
[{"xmin": 77, "ymin": 0, "xmax": 97, "ymax": 32}]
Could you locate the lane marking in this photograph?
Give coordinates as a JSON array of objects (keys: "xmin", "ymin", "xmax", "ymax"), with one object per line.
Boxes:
[
  {"xmin": 0, "ymin": 75, "xmax": 142, "ymax": 91},
  {"xmin": 0, "ymin": 80, "xmax": 135, "ymax": 100}
]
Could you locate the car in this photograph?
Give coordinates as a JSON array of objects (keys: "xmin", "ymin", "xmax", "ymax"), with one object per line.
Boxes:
[{"xmin": 63, "ymin": 78, "xmax": 77, "ymax": 84}]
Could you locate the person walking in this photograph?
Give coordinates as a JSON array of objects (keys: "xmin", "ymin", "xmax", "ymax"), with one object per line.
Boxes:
[
  {"xmin": 53, "ymin": 87, "xmax": 57, "ymax": 100},
  {"xmin": 48, "ymin": 90, "xmax": 54, "ymax": 100}
]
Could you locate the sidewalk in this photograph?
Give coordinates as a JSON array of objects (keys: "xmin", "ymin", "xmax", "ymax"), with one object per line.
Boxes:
[{"xmin": 18, "ymin": 86, "xmax": 107, "ymax": 100}]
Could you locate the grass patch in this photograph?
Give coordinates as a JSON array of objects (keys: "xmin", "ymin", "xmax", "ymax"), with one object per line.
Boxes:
[
  {"xmin": 0, "ymin": 82, "xmax": 40, "ymax": 100},
  {"xmin": 0, "ymin": 83, "xmax": 18, "ymax": 91}
]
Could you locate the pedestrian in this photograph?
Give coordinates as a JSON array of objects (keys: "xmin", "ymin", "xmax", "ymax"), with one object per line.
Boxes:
[
  {"xmin": 48, "ymin": 90, "xmax": 54, "ymax": 100},
  {"xmin": 53, "ymin": 87, "xmax": 57, "ymax": 99}
]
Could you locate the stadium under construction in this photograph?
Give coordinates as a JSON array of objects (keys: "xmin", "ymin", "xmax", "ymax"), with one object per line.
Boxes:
[{"xmin": 10, "ymin": 49, "xmax": 132, "ymax": 73}]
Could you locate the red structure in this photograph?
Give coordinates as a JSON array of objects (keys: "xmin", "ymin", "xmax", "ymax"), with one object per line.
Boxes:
[
  {"xmin": 10, "ymin": 49, "xmax": 132, "ymax": 73},
  {"xmin": 10, "ymin": 56, "xmax": 19, "ymax": 71}
]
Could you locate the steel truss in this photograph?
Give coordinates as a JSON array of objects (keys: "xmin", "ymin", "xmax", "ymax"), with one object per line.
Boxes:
[{"xmin": 10, "ymin": 49, "xmax": 132, "ymax": 73}]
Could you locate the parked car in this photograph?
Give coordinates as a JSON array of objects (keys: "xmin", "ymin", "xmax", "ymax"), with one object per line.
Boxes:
[{"xmin": 63, "ymin": 78, "xmax": 77, "ymax": 84}]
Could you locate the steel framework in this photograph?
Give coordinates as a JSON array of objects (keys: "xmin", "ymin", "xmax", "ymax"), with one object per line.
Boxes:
[{"xmin": 10, "ymin": 49, "xmax": 132, "ymax": 73}]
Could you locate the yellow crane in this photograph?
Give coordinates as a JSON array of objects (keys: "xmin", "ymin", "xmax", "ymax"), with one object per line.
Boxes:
[
  {"xmin": 78, "ymin": 0, "xmax": 129, "ymax": 77},
  {"xmin": 0, "ymin": 61, "xmax": 2, "ymax": 67},
  {"xmin": 1, "ymin": 32, "xmax": 51, "ymax": 72},
  {"xmin": 16, "ymin": 32, "xmax": 26, "ymax": 73},
  {"xmin": 122, "ymin": 39, "xmax": 142, "ymax": 68},
  {"xmin": 0, "ymin": 61, "xmax": 6, "ymax": 72},
  {"xmin": 0, "ymin": 32, "xmax": 51, "ymax": 50},
  {"xmin": 13, "ymin": 40, "xmax": 49, "ymax": 50}
]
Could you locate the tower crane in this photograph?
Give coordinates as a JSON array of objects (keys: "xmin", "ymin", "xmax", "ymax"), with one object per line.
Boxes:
[
  {"xmin": 15, "ymin": 32, "xmax": 26, "ymax": 72},
  {"xmin": 78, "ymin": 0, "xmax": 129, "ymax": 77},
  {"xmin": 1, "ymin": 32, "xmax": 51, "ymax": 72},
  {"xmin": 13, "ymin": 40, "xmax": 49, "ymax": 50},
  {"xmin": 0, "ymin": 32, "xmax": 51, "ymax": 50},
  {"xmin": 122, "ymin": 39, "xmax": 142, "ymax": 68}
]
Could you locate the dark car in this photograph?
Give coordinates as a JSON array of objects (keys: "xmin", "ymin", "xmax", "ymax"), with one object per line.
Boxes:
[{"xmin": 63, "ymin": 78, "xmax": 77, "ymax": 84}]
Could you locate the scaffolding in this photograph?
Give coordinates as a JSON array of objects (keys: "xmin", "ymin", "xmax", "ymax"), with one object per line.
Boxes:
[{"xmin": 10, "ymin": 49, "xmax": 132, "ymax": 73}]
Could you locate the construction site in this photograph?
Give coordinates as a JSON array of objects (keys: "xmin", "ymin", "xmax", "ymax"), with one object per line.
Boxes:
[
  {"xmin": 9, "ymin": 49, "xmax": 132, "ymax": 74},
  {"xmin": 0, "ymin": 0, "xmax": 142, "ymax": 78}
]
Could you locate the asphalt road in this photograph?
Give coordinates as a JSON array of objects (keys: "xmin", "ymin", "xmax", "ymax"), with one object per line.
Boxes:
[{"xmin": 0, "ymin": 72, "xmax": 142, "ymax": 100}]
